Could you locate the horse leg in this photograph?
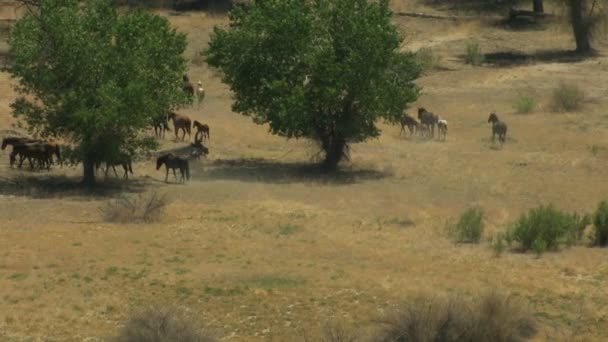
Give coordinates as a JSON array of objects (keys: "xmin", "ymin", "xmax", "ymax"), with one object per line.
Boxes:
[
  {"xmin": 112, "ymin": 165, "xmax": 119, "ymax": 178},
  {"xmin": 173, "ymin": 168, "xmax": 177, "ymax": 181},
  {"xmin": 165, "ymin": 167, "xmax": 169, "ymax": 183}
]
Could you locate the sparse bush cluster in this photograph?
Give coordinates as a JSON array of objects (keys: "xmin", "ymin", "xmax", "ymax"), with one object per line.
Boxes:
[
  {"xmin": 513, "ymin": 91, "xmax": 537, "ymax": 114},
  {"xmin": 464, "ymin": 41, "xmax": 485, "ymax": 66},
  {"xmin": 373, "ymin": 292, "xmax": 536, "ymax": 342},
  {"xmin": 552, "ymin": 82, "xmax": 585, "ymax": 112},
  {"xmin": 101, "ymin": 192, "xmax": 169, "ymax": 223},
  {"xmin": 415, "ymin": 47, "xmax": 442, "ymax": 73},
  {"xmin": 449, "ymin": 207, "xmax": 484, "ymax": 243},
  {"xmin": 114, "ymin": 307, "xmax": 215, "ymax": 342}
]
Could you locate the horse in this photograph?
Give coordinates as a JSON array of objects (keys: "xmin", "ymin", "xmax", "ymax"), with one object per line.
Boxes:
[
  {"xmin": 182, "ymin": 74, "xmax": 195, "ymax": 101},
  {"xmin": 156, "ymin": 153, "xmax": 190, "ymax": 183},
  {"xmin": 488, "ymin": 113, "xmax": 507, "ymax": 144},
  {"xmin": 417, "ymin": 107, "xmax": 439, "ymax": 139},
  {"xmin": 2, "ymin": 136, "xmax": 39, "ymax": 150},
  {"xmin": 152, "ymin": 115, "xmax": 171, "ymax": 138},
  {"xmin": 10, "ymin": 143, "xmax": 54, "ymax": 170},
  {"xmin": 399, "ymin": 114, "xmax": 419, "ymax": 138},
  {"xmin": 437, "ymin": 119, "xmax": 448, "ymax": 141},
  {"xmin": 190, "ymin": 141, "xmax": 209, "ymax": 161},
  {"xmin": 167, "ymin": 112, "xmax": 192, "ymax": 141},
  {"xmin": 196, "ymin": 80, "xmax": 205, "ymax": 108},
  {"xmin": 193, "ymin": 120, "xmax": 210, "ymax": 143},
  {"xmin": 96, "ymin": 153, "xmax": 133, "ymax": 179}
]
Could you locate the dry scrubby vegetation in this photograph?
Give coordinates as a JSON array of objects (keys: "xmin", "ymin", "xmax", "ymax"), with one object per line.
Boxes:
[
  {"xmin": 100, "ymin": 192, "xmax": 169, "ymax": 223},
  {"xmin": 513, "ymin": 91, "xmax": 537, "ymax": 114},
  {"xmin": 448, "ymin": 206, "xmax": 484, "ymax": 243},
  {"xmin": 464, "ymin": 41, "xmax": 484, "ymax": 66},
  {"xmin": 372, "ymin": 292, "xmax": 536, "ymax": 342},
  {"xmin": 551, "ymin": 82, "xmax": 585, "ymax": 112},
  {"xmin": 114, "ymin": 307, "xmax": 216, "ymax": 342}
]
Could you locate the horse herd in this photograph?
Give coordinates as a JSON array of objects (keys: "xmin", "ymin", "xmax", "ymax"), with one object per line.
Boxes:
[{"xmin": 400, "ymin": 107, "xmax": 508, "ymax": 144}]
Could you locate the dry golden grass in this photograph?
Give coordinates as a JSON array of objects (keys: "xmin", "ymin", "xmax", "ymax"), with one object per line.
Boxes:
[{"xmin": 1, "ymin": 3, "xmax": 608, "ymax": 341}]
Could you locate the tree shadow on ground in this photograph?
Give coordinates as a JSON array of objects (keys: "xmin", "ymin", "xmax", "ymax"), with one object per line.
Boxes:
[
  {"xmin": 419, "ymin": 0, "xmax": 523, "ymax": 14},
  {"xmin": 196, "ymin": 158, "xmax": 388, "ymax": 185},
  {"xmin": 0, "ymin": 174, "xmax": 151, "ymax": 199},
  {"xmin": 459, "ymin": 49, "xmax": 598, "ymax": 67}
]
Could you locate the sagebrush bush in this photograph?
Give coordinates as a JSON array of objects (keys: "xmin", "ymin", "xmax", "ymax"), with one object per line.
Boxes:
[
  {"xmin": 115, "ymin": 307, "xmax": 215, "ymax": 342},
  {"xmin": 491, "ymin": 232, "xmax": 507, "ymax": 257},
  {"xmin": 552, "ymin": 82, "xmax": 585, "ymax": 112},
  {"xmin": 101, "ymin": 192, "xmax": 168, "ymax": 223},
  {"xmin": 513, "ymin": 92, "xmax": 537, "ymax": 114},
  {"xmin": 592, "ymin": 201, "xmax": 608, "ymax": 246},
  {"xmin": 449, "ymin": 207, "xmax": 484, "ymax": 243},
  {"xmin": 415, "ymin": 47, "xmax": 442, "ymax": 72},
  {"xmin": 464, "ymin": 41, "xmax": 485, "ymax": 66},
  {"xmin": 373, "ymin": 292, "xmax": 536, "ymax": 342},
  {"xmin": 506, "ymin": 205, "xmax": 589, "ymax": 253}
]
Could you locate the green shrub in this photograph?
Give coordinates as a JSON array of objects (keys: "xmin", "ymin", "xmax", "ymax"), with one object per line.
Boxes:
[
  {"xmin": 415, "ymin": 47, "xmax": 442, "ymax": 73},
  {"xmin": 449, "ymin": 207, "xmax": 484, "ymax": 243},
  {"xmin": 506, "ymin": 205, "xmax": 589, "ymax": 253},
  {"xmin": 592, "ymin": 201, "xmax": 608, "ymax": 246},
  {"xmin": 464, "ymin": 41, "xmax": 485, "ymax": 66},
  {"xmin": 552, "ymin": 82, "xmax": 585, "ymax": 112},
  {"xmin": 374, "ymin": 292, "xmax": 536, "ymax": 342},
  {"xmin": 491, "ymin": 232, "xmax": 507, "ymax": 257},
  {"xmin": 513, "ymin": 92, "xmax": 537, "ymax": 114}
]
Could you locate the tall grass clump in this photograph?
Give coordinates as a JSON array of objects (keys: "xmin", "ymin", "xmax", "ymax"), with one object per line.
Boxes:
[
  {"xmin": 513, "ymin": 91, "xmax": 537, "ymax": 114},
  {"xmin": 373, "ymin": 292, "xmax": 536, "ymax": 342},
  {"xmin": 551, "ymin": 82, "xmax": 585, "ymax": 112},
  {"xmin": 449, "ymin": 207, "xmax": 484, "ymax": 243},
  {"xmin": 505, "ymin": 205, "xmax": 590, "ymax": 254},
  {"xmin": 464, "ymin": 41, "xmax": 485, "ymax": 66},
  {"xmin": 415, "ymin": 47, "xmax": 442, "ymax": 73},
  {"xmin": 114, "ymin": 307, "xmax": 216, "ymax": 342},
  {"xmin": 592, "ymin": 200, "xmax": 608, "ymax": 247},
  {"xmin": 101, "ymin": 192, "xmax": 169, "ymax": 223}
]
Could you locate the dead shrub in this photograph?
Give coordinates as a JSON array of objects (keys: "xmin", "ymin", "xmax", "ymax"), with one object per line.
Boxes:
[
  {"xmin": 101, "ymin": 192, "xmax": 168, "ymax": 223},
  {"xmin": 114, "ymin": 307, "xmax": 215, "ymax": 342},
  {"xmin": 372, "ymin": 292, "xmax": 536, "ymax": 342}
]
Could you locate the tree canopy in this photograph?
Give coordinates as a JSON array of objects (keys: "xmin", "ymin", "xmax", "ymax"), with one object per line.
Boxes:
[
  {"xmin": 205, "ymin": 0, "xmax": 421, "ymax": 171},
  {"xmin": 8, "ymin": 0, "xmax": 189, "ymax": 185}
]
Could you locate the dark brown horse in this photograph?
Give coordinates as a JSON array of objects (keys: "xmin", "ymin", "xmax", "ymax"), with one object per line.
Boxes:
[
  {"xmin": 156, "ymin": 153, "xmax": 190, "ymax": 183},
  {"xmin": 193, "ymin": 120, "xmax": 210, "ymax": 143},
  {"xmin": 96, "ymin": 153, "xmax": 133, "ymax": 179},
  {"xmin": 190, "ymin": 141, "xmax": 209, "ymax": 161},
  {"xmin": 10, "ymin": 143, "xmax": 55, "ymax": 170},
  {"xmin": 399, "ymin": 114, "xmax": 419, "ymax": 138},
  {"xmin": 417, "ymin": 107, "xmax": 439, "ymax": 139},
  {"xmin": 488, "ymin": 113, "xmax": 507, "ymax": 144},
  {"xmin": 152, "ymin": 114, "xmax": 171, "ymax": 138},
  {"xmin": 167, "ymin": 112, "xmax": 192, "ymax": 141}
]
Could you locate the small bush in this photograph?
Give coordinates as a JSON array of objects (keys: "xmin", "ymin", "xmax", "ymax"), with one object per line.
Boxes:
[
  {"xmin": 552, "ymin": 82, "xmax": 585, "ymax": 112},
  {"xmin": 513, "ymin": 92, "xmax": 537, "ymax": 114},
  {"xmin": 464, "ymin": 41, "xmax": 485, "ymax": 66},
  {"xmin": 101, "ymin": 192, "xmax": 168, "ymax": 223},
  {"xmin": 506, "ymin": 205, "xmax": 589, "ymax": 253},
  {"xmin": 449, "ymin": 207, "xmax": 484, "ymax": 243},
  {"xmin": 415, "ymin": 47, "xmax": 442, "ymax": 72},
  {"xmin": 115, "ymin": 307, "xmax": 216, "ymax": 342},
  {"xmin": 491, "ymin": 232, "xmax": 507, "ymax": 257},
  {"xmin": 592, "ymin": 200, "xmax": 608, "ymax": 246},
  {"xmin": 373, "ymin": 292, "xmax": 536, "ymax": 342}
]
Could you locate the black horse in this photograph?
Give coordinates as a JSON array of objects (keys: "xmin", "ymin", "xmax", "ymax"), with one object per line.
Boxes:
[
  {"xmin": 488, "ymin": 113, "xmax": 508, "ymax": 144},
  {"xmin": 156, "ymin": 153, "xmax": 190, "ymax": 183},
  {"xmin": 417, "ymin": 107, "xmax": 439, "ymax": 138}
]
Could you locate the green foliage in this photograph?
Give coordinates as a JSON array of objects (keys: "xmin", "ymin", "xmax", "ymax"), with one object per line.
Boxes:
[
  {"xmin": 415, "ymin": 47, "xmax": 442, "ymax": 73},
  {"xmin": 374, "ymin": 292, "xmax": 536, "ymax": 342},
  {"xmin": 464, "ymin": 41, "xmax": 485, "ymax": 66},
  {"xmin": 592, "ymin": 200, "xmax": 608, "ymax": 246},
  {"xmin": 506, "ymin": 205, "xmax": 590, "ymax": 254},
  {"xmin": 449, "ymin": 207, "xmax": 484, "ymax": 243},
  {"xmin": 551, "ymin": 82, "xmax": 585, "ymax": 112},
  {"xmin": 205, "ymin": 0, "xmax": 420, "ymax": 170},
  {"xmin": 8, "ymin": 0, "xmax": 188, "ymax": 185},
  {"xmin": 513, "ymin": 91, "xmax": 537, "ymax": 114},
  {"xmin": 491, "ymin": 232, "xmax": 507, "ymax": 257}
]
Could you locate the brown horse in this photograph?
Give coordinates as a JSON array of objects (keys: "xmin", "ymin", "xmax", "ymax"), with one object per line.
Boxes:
[
  {"xmin": 488, "ymin": 113, "xmax": 507, "ymax": 144},
  {"xmin": 10, "ymin": 143, "xmax": 55, "ymax": 170},
  {"xmin": 399, "ymin": 114, "xmax": 419, "ymax": 138},
  {"xmin": 152, "ymin": 114, "xmax": 171, "ymax": 138},
  {"xmin": 167, "ymin": 112, "xmax": 192, "ymax": 141},
  {"xmin": 193, "ymin": 120, "xmax": 210, "ymax": 143},
  {"xmin": 417, "ymin": 107, "xmax": 439, "ymax": 139},
  {"xmin": 96, "ymin": 153, "xmax": 133, "ymax": 179},
  {"xmin": 156, "ymin": 153, "xmax": 190, "ymax": 183}
]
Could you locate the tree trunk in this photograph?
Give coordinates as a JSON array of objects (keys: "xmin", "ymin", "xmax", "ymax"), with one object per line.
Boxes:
[
  {"xmin": 321, "ymin": 135, "xmax": 346, "ymax": 173},
  {"xmin": 569, "ymin": 0, "xmax": 592, "ymax": 53},
  {"xmin": 82, "ymin": 154, "xmax": 96, "ymax": 187},
  {"xmin": 533, "ymin": 0, "xmax": 544, "ymax": 13}
]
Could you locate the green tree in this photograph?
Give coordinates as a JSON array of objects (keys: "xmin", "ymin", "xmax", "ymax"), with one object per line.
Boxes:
[
  {"xmin": 9, "ymin": 0, "xmax": 188, "ymax": 186},
  {"xmin": 205, "ymin": 0, "xmax": 420, "ymax": 171}
]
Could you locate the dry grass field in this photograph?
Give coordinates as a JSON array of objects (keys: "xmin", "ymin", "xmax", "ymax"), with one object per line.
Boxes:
[{"xmin": 1, "ymin": 1, "xmax": 608, "ymax": 341}]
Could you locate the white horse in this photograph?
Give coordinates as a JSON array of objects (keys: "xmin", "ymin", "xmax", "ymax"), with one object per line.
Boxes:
[
  {"xmin": 196, "ymin": 80, "xmax": 205, "ymax": 108},
  {"xmin": 437, "ymin": 119, "xmax": 448, "ymax": 141}
]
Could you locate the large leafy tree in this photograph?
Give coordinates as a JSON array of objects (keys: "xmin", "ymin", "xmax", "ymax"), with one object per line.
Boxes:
[
  {"xmin": 205, "ymin": 0, "xmax": 420, "ymax": 171},
  {"xmin": 8, "ymin": 0, "xmax": 189, "ymax": 186}
]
